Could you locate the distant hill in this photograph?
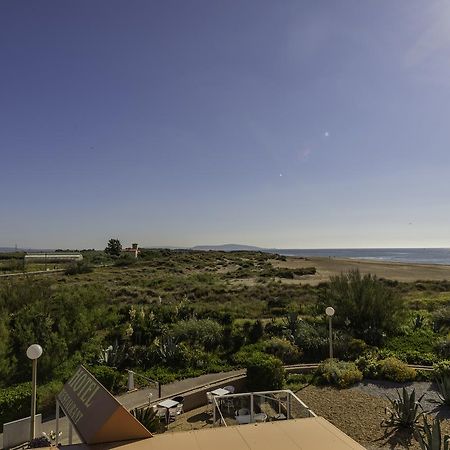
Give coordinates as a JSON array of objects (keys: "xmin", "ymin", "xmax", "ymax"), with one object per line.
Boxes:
[
  {"xmin": 191, "ymin": 244, "xmax": 267, "ymax": 252},
  {"xmin": 0, "ymin": 247, "xmax": 21, "ymax": 253}
]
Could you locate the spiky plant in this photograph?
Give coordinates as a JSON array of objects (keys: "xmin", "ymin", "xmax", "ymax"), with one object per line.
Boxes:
[
  {"xmin": 415, "ymin": 416, "xmax": 450, "ymax": 450},
  {"xmin": 383, "ymin": 387, "xmax": 426, "ymax": 429},
  {"xmin": 436, "ymin": 376, "xmax": 450, "ymax": 406},
  {"xmin": 131, "ymin": 406, "xmax": 159, "ymax": 432}
]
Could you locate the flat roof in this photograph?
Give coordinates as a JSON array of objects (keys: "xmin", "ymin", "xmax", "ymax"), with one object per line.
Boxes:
[{"xmin": 62, "ymin": 417, "xmax": 366, "ymax": 450}]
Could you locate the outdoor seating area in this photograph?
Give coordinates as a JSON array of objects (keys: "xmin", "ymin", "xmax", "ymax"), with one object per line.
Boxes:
[
  {"xmin": 209, "ymin": 389, "xmax": 315, "ymax": 427},
  {"xmin": 156, "ymin": 396, "xmax": 185, "ymax": 424},
  {"xmin": 150, "ymin": 384, "xmax": 315, "ymax": 434}
]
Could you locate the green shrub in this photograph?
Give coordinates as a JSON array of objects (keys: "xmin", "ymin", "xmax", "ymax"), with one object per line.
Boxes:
[
  {"xmin": 114, "ymin": 254, "xmax": 137, "ymax": 267},
  {"xmin": 436, "ymin": 338, "xmax": 450, "ymax": 359},
  {"xmin": 319, "ymin": 270, "xmax": 406, "ymax": 345},
  {"xmin": 433, "ymin": 360, "xmax": 450, "ymax": 378},
  {"xmin": 64, "ymin": 261, "xmax": 92, "ymax": 275},
  {"xmin": 343, "ymin": 338, "xmax": 368, "ymax": 360},
  {"xmin": 385, "ymin": 329, "xmax": 437, "ymax": 361},
  {"xmin": 285, "ymin": 373, "xmax": 312, "ymax": 392},
  {"xmin": 171, "ymin": 319, "xmax": 223, "ymax": 350},
  {"xmin": 245, "ymin": 352, "xmax": 285, "ymax": 391},
  {"xmin": 0, "ymin": 382, "xmax": 31, "ymax": 432},
  {"xmin": 37, "ymin": 380, "xmax": 63, "ymax": 417},
  {"xmin": 355, "ymin": 354, "xmax": 381, "ymax": 379},
  {"xmin": 315, "ymin": 359, "xmax": 363, "ymax": 388},
  {"xmin": 379, "ymin": 357, "xmax": 416, "ymax": 382},
  {"xmin": 261, "ymin": 337, "xmax": 302, "ymax": 364},
  {"xmin": 88, "ymin": 365, "xmax": 125, "ymax": 393}
]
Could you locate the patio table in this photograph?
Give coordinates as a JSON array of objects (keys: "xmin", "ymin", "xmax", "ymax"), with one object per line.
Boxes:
[
  {"xmin": 157, "ymin": 399, "xmax": 180, "ymax": 424},
  {"xmin": 211, "ymin": 388, "xmax": 230, "ymax": 396}
]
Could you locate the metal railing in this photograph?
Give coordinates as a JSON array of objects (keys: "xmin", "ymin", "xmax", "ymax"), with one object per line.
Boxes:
[{"xmin": 211, "ymin": 389, "xmax": 315, "ymax": 427}]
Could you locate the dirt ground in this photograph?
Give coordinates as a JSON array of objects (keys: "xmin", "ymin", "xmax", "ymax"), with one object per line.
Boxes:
[
  {"xmin": 296, "ymin": 384, "xmax": 450, "ymax": 450},
  {"xmin": 163, "ymin": 384, "xmax": 450, "ymax": 449},
  {"xmin": 272, "ymin": 256, "xmax": 450, "ymax": 284}
]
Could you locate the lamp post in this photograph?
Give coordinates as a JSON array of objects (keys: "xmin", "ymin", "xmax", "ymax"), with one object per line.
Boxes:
[
  {"xmin": 26, "ymin": 344, "xmax": 43, "ymax": 442},
  {"xmin": 325, "ymin": 307, "xmax": 335, "ymax": 359}
]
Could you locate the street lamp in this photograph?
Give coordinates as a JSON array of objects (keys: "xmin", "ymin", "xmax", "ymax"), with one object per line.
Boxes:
[
  {"xmin": 325, "ymin": 307, "xmax": 335, "ymax": 359},
  {"xmin": 26, "ymin": 344, "xmax": 43, "ymax": 442}
]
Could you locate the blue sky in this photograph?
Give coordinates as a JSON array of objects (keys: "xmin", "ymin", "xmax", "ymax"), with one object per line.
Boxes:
[{"xmin": 1, "ymin": 0, "xmax": 450, "ymax": 249}]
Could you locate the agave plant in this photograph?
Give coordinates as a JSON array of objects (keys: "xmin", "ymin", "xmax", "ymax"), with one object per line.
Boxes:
[
  {"xmin": 435, "ymin": 376, "xmax": 450, "ymax": 406},
  {"xmin": 131, "ymin": 406, "xmax": 159, "ymax": 432},
  {"xmin": 415, "ymin": 416, "xmax": 450, "ymax": 450},
  {"xmin": 383, "ymin": 387, "xmax": 426, "ymax": 429}
]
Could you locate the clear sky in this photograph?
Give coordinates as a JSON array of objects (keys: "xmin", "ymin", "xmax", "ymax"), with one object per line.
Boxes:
[{"xmin": 1, "ymin": 0, "xmax": 450, "ymax": 249}]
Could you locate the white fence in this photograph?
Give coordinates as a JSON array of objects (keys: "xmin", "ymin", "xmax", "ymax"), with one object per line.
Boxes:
[{"xmin": 2, "ymin": 414, "xmax": 42, "ymax": 449}]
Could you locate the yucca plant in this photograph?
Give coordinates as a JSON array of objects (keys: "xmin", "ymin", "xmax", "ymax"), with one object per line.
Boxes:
[
  {"xmin": 435, "ymin": 376, "xmax": 450, "ymax": 406},
  {"xmin": 383, "ymin": 387, "xmax": 426, "ymax": 429},
  {"xmin": 131, "ymin": 406, "xmax": 159, "ymax": 432},
  {"xmin": 415, "ymin": 416, "xmax": 450, "ymax": 450}
]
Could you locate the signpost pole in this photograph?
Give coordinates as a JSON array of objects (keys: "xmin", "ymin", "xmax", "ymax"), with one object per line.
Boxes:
[{"xmin": 55, "ymin": 400, "xmax": 60, "ymax": 446}]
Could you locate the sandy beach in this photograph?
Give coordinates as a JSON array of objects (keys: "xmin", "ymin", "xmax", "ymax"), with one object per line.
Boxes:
[{"xmin": 273, "ymin": 256, "xmax": 450, "ymax": 284}]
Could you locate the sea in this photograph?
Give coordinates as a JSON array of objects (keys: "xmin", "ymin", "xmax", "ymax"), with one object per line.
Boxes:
[{"xmin": 274, "ymin": 248, "xmax": 450, "ymax": 265}]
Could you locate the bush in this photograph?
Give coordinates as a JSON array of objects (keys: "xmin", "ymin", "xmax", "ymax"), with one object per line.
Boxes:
[
  {"xmin": 261, "ymin": 337, "xmax": 302, "ymax": 364},
  {"xmin": 37, "ymin": 380, "xmax": 64, "ymax": 417},
  {"xmin": 433, "ymin": 360, "xmax": 450, "ymax": 379},
  {"xmin": 245, "ymin": 352, "xmax": 285, "ymax": 391},
  {"xmin": 343, "ymin": 338, "xmax": 368, "ymax": 360},
  {"xmin": 379, "ymin": 357, "xmax": 416, "ymax": 383},
  {"xmin": 315, "ymin": 359, "xmax": 363, "ymax": 388},
  {"xmin": 88, "ymin": 365, "xmax": 125, "ymax": 393},
  {"xmin": 436, "ymin": 338, "xmax": 450, "ymax": 359},
  {"xmin": 65, "ymin": 261, "xmax": 92, "ymax": 275},
  {"xmin": 319, "ymin": 270, "xmax": 406, "ymax": 345},
  {"xmin": 285, "ymin": 373, "xmax": 313, "ymax": 392},
  {"xmin": 355, "ymin": 354, "xmax": 381, "ymax": 379},
  {"xmin": 0, "ymin": 382, "xmax": 31, "ymax": 432},
  {"xmin": 171, "ymin": 319, "xmax": 223, "ymax": 350},
  {"xmin": 385, "ymin": 329, "xmax": 437, "ymax": 360},
  {"xmin": 114, "ymin": 254, "xmax": 137, "ymax": 267}
]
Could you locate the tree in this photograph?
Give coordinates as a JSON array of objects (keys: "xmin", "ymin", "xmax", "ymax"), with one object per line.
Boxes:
[
  {"xmin": 319, "ymin": 270, "xmax": 406, "ymax": 345},
  {"xmin": 105, "ymin": 239, "xmax": 122, "ymax": 257}
]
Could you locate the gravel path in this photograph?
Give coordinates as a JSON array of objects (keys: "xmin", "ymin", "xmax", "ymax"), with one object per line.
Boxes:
[{"xmin": 351, "ymin": 380, "xmax": 450, "ymax": 419}]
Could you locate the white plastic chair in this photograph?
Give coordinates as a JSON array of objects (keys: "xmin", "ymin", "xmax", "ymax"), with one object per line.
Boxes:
[{"xmin": 206, "ymin": 391, "xmax": 213, "ymax": 413}]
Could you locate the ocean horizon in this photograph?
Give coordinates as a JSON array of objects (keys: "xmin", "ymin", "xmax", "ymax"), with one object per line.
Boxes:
[{"xmin": 275, "ymin": 248, "xmax": 450, "ymax": 265}]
